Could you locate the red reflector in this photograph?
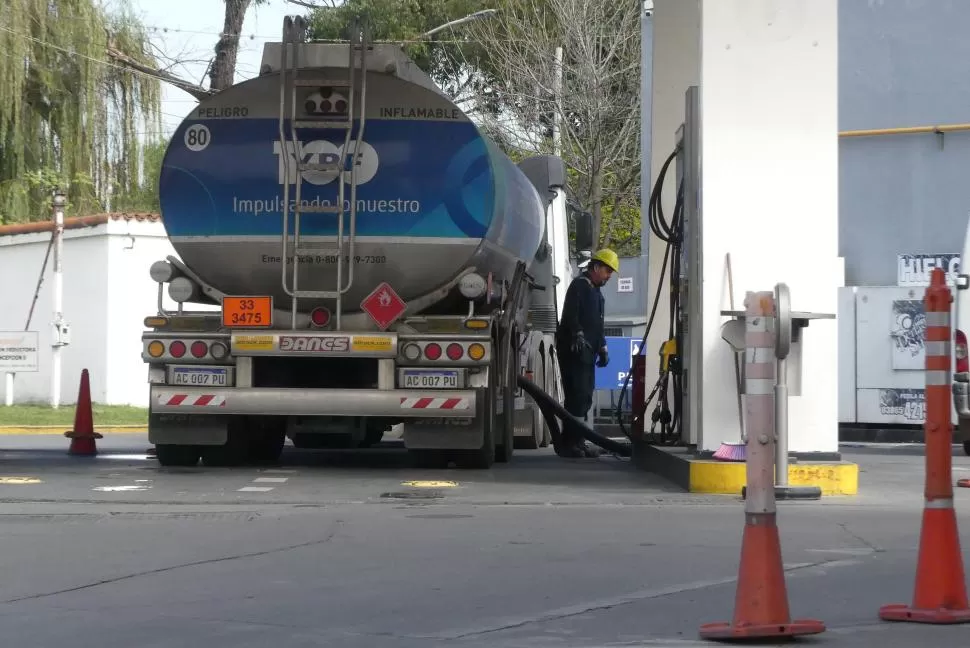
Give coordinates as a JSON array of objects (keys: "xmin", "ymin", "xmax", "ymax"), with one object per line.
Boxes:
[
  {"xmin": 190, "ymin": 341, "xmax": 208, "ymax": 358},
  {"xmin": 169, "ymin": 341, "xmax": 186, "ymax": 358},
  {"xmin": 446, "ymin": 343, "xmax": 463, "ymax": 360},
  {"xmin": 310, "ymin": 307, "xmax": 331, "ymax": 327},
  {"xmin": 424, "ymin": 343, "xmax": 442, "ymax": 360},
  {"xmin": 957, "ymin": 330, "xmax": 968, "ymax": 374}
]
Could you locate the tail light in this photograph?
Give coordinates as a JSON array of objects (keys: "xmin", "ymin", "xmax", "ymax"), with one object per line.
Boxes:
[
  {"xmin": 169, "ymin": 341, "xmax": 186, "ymax": 358},
  {"xmin": 446, "ymin": 343, "xmax": 464, "ymax": 360},
  {"xmin": 190, "ymin": 341, "xmax": 209, "ymax": 358},
  {"xmin": 309, "ymin": 307, "xmax": 331, "ymax": 328},
  {"xmin": 210, "ymin": 342, "xmax": 229, "ymax": 360},
  {"xmin": 956, "ymin": 330, "xmax": 968, "ymax": 374},
  {"xmin": 424, "ymin": 343, "xmax": 442, "ymax": 360}
]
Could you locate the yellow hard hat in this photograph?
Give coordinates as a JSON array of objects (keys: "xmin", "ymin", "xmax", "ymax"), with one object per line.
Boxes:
[{"xmin": 590, "ymin": 248, "xmax": 620, "ymax": 273}]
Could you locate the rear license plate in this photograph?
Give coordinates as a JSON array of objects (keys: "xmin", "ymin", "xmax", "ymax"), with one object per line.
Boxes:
[
  {"xmin": 172, "ymin": 367, "xmax": 229, "ymax": 387},
  {"xmin": 403, "ymin": 370, "xmax": 459, "ymax": 389}
]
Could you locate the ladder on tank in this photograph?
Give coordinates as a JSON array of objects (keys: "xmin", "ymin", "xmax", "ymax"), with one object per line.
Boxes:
[{"xmin": 278, "ymin": 15, "xmax": 370, "ymax": 329}]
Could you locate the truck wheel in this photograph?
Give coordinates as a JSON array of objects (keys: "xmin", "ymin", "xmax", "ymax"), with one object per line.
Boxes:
[
  {"xmin": 200, "ymin": 418, "xmax": 248, "ymax": 467},
  {"xmin": 359, "ymin": 425, "xmax": 386, "ymax": 448},
  {"xmin": 246, "ymin": 418, "xmax": 287, "ymax": 465},
  {"xmin": 155, "ymin": 444, "xmax": 201, "ymax": 467},
  {"xmin": 495, "ymin": 327, "xmax": 517, "ymax": 462}
]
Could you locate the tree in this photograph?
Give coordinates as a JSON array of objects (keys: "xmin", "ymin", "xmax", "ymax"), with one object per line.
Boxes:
[
  {"xmin": 210, "ymin": 0, "xmax": 268, "ymax": 91},
  {"xmin": 308, "ymin": 0, "xmax": 643, "ymax": 255},
  {"xmin": 307, "ymin": 0, "xmax": 489, "ymax": 100},
  {"xmin": 0, "ymin": 0, "xmax": 163, "ymax": 223},
  {"xmin": 464, "ymin": 0, "xmax": 642, "ymax": 254}
]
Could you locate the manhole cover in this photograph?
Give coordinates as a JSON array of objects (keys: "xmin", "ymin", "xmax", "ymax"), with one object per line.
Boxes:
[{"xmin": 380, "ymin": 491, "xmax": 443, "ymax": 500}]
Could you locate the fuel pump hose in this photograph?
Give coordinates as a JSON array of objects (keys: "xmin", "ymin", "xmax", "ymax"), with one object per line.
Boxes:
[{"xmin": 517, "ymin": 374, "xmax": 633, "ymax": 457}]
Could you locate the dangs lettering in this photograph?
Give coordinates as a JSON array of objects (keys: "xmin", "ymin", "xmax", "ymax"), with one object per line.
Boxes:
[{"xmin": 278, "ymin": 336, "xmax": 350, "ymax": 352}]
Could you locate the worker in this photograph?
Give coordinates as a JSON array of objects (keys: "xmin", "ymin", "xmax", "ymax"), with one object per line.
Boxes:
[{"xmin": 555, "ymin": 248, "xmax": 619, "ymax": 458}]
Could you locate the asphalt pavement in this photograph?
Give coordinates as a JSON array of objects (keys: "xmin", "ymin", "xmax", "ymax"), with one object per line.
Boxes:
[{"xmin": 0, "ymin": 433, "xmax": 969, "ymax": 647}]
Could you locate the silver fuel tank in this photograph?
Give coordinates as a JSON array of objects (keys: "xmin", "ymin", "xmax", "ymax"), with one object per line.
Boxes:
[{"xmin": 158, "ymin": 52, "xmax": 546, "ymax": 314}]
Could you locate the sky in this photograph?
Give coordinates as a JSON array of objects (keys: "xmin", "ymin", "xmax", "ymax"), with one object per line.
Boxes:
[{"xmin": 117, "ymin": 0, "xmax": 299, "ymax": 138}]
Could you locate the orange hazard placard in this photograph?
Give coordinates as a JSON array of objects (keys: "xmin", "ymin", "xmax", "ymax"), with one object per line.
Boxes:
[{"xmin": 222, "ymin": 296, "xmax": 273, "ymax": 328}]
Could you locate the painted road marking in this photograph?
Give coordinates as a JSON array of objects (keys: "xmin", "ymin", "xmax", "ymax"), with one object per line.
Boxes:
[
  {"xmin": 403, "ymin": 480, "xmax": 458, "ymax": 488},
  {"xmin": 261, "ymin": 469, "xmax": 297, "ymax": 474},
  {"xmin": 0, "ymin": 477, "xmax": 42, "ymax": 484},
  {"xmin": 238, "ymin": 486, "xmax": 275, "ymax": 492},
  {"xmin": 93, "ymin": 485, "xmax": 151, "ymax": 492},
  {"xmin": 253, "ymin": 477, "xmax": 288, "ymax": 484}
]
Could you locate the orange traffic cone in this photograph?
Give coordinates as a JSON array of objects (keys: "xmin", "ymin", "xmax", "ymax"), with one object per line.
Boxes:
[
  {"xmin": 699, "ymin": 290, "xmax": 825, "ymax": 640},
  {"xmin": 880, "ymin": 268, "xmax": 970, "ymax": 624},
  {"xmin": 64, "ymin": 369, "xmax": 103, "ymax": 456}
]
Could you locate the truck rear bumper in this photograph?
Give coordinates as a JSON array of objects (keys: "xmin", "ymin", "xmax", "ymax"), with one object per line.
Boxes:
[{"xmin": 151, "ymin": 386, "xmax": 477, "ymax": 418}]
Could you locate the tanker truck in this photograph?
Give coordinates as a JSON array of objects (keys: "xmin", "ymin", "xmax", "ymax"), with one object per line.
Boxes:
[{"xmin": 141, "ymin": 15, "xmax": 589, "ymax": 469}]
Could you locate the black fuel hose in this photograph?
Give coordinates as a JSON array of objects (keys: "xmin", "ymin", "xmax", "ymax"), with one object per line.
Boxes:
[{"xmin": 517, "ymin": 374, "xmax": 633, "ymax": 457}]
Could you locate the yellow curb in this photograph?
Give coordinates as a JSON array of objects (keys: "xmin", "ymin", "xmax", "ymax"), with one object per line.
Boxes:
[
  {"xmin": 688, "ymin": 461, "xmax": 859, "ymax": 496},
  {"xmin": 0, "ymin": 426, "xmax": 147, "ymax": 436}
]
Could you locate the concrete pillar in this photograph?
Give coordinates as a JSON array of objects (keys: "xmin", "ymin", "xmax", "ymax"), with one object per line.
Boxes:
[
  {"xmin": 644, "ymin": 0, "xmax": 700, "ymax": 422},
  {"xmin": 647, "ymin": 0, "xmax": 843, "ymax": 456}
]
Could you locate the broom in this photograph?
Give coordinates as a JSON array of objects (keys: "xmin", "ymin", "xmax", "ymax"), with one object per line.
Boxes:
[{"xmin": 712, "ymin": 253, "xmax": 747, "ymax": 461}]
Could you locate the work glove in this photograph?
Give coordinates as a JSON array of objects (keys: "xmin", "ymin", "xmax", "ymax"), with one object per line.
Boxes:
[
  {"xmin": 596, "ymin": 347, "xmax": 609, "ymax": 368},
  {"xmin": 570, "ymin": 331, "xmax": 588, "ymax": 356}
]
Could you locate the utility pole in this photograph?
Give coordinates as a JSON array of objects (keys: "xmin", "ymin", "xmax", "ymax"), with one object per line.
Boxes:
[
  {"xmin": 553, "ymin": 45, "xmax": 563, "ymax": 157},
  {"xmin": 50, "ymin": 189, "xmax": 66, "ymax": 409}
]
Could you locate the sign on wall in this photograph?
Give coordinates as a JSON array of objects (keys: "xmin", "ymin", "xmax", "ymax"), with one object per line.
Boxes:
[
  {"xmin": 617, "ymin": 277, "xmax": 634, "ymax": 293},
  {"xmin": 897, "ymin": 253, "xmax": 960, "ymax": 286},
  {"xmin": 594, "ymin": 336, "xmax": 642, "ymax": 390},
  {"xmin": 0, "ymin": 331, "xmax": 39, "ymax": 372},
  {"xmin": 889, "ymin": 299, "xmax": 925, "ymax": 371}
]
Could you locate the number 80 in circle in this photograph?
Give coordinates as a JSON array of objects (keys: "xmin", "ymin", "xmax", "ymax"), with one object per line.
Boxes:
[{"xmin": 184, "ymin": 124, "xmax": 211, "ymax": 152}]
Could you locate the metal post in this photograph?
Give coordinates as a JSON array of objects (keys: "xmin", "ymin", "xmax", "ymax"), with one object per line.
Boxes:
[
  {"xmin": 4, "ymin": 373, "xmax": 12, "ymax": 406},
  {"xmin": 640, "ymin": 1, "xmax": 654, "ymax": 415},
  {"xmin": 772, "ymin": 282, "xmax": 821, "ymax": 500},
  {"xmin": 775, "ymin": 356, "xmax": 789, "ymax": 486},
  {"xmin": 50, "ymin": 189, "xmax": 66, "ymax": 409},
  {"xmin": 774, "ymin": 283, "xmax": 791, "ymax": 488}
]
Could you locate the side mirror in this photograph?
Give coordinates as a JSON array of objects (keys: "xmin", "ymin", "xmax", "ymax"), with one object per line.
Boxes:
[{"xmin": 574, "ymin": 211, "xmax": 594, "ymax": 252}]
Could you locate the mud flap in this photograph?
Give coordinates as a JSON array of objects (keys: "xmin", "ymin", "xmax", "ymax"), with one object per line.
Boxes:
[{"xmin": 149, "ymin": 413, "xmax": 229, "ymax": 446}]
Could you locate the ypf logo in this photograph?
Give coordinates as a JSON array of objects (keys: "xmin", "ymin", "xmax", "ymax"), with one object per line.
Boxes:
[{"xmin": 273, "ymin": 139, "xmax": 379, "ymax": 186}]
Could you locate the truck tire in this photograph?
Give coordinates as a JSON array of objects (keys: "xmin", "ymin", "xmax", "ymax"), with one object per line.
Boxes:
[
  {"xmin": 495, "ymin": 326, "xmax": 516, "ymax": 462},
  {"xmin": 515, "ymin": 357, "xmax": 543, "ymax": 450},
  {"xmin": 155, "ymin": 444, "xmax": 201, "ymax": 467},
  {"xmin": 200, "ymin": 418, "xmax": 248, "ymax": 467},
  {"xmin": 246, "ymin": 418, "xmax": 287, "ymax": 465}
]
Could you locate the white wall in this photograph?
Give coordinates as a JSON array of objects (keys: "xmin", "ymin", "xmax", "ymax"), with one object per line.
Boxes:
[
  {"xmin": 0, "ymin": 219, "xmax": 184, "ymax": 407},
  {"xmin": 104, "ymin": 219, "xmax": 186, "ymax": 406},
  {"xmin": 698, "ymin": 0, "xmax": 842, "ymax": 454},
  {"xmin": 0, "ymin": 227, "xmax": 110, "ymax": 404}
]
